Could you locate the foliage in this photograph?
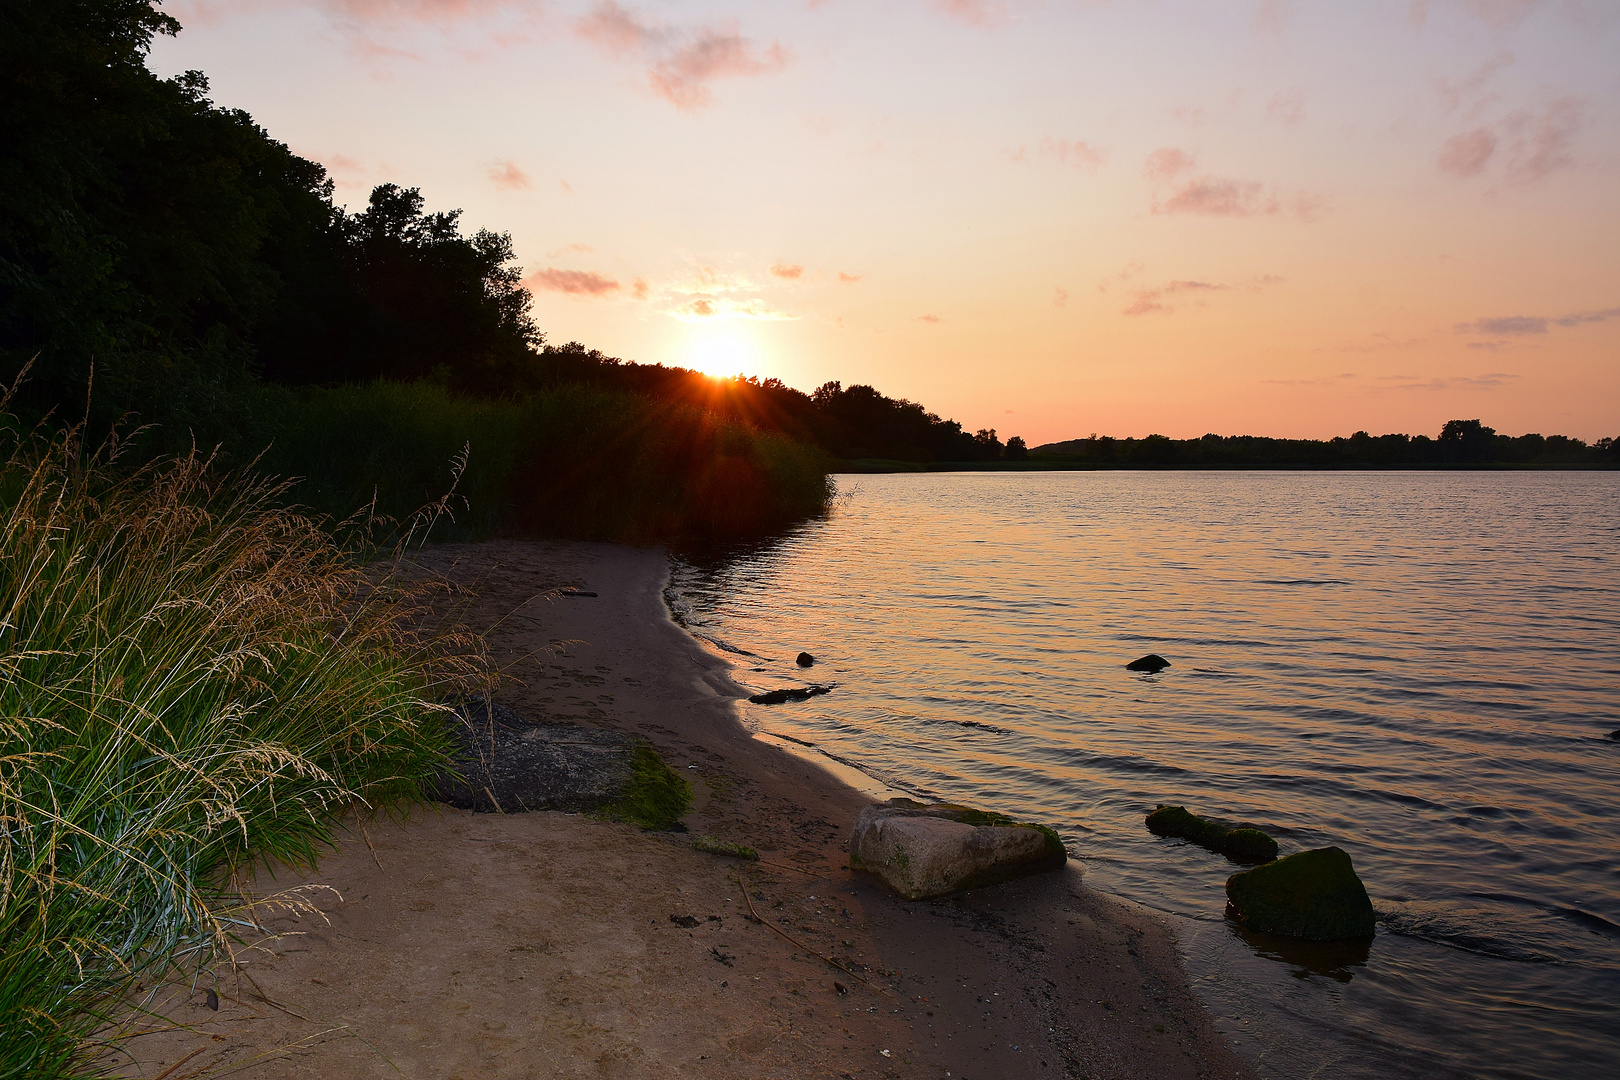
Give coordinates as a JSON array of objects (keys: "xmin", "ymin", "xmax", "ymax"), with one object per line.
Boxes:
[
  {"xmin": 1032, "ymin": 423, "xmax": 1618, "ymax": 469},
  {"xmin": 251, "ymin": 380, "xmax": 834, "ymax": 543},
  {"xmin": 0, "ymin": 418, "xmax": 485, "ymax": 1080}
]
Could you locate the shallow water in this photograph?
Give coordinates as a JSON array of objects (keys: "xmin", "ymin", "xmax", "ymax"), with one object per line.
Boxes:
[{"xmin": 666, "ymin": 471, "xmax": 1620, "ymax": 1080}]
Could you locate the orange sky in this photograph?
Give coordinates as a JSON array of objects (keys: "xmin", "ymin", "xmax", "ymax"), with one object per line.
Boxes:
[{"xmin": 154, "ymin": 1, "xmax": 1619, "ymax": 443}]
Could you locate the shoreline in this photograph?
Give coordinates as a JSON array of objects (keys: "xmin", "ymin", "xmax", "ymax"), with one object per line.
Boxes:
[{"xmin": 127, "ymin": 539, "xmax": 1255, "ymax": 1079}]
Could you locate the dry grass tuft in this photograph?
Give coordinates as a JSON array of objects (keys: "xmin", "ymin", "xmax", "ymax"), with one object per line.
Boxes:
[{"xmin": 0, "ymin": 398, "xmax": 488, "ymax": 1079}]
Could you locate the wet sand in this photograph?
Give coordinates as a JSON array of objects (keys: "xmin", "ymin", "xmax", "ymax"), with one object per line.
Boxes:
[{"xmin": 124, "ymin": 540, "xmax": 1255, "ymax": 1080}]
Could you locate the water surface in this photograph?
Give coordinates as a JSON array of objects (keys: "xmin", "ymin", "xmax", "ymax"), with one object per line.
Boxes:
[{"xmin": 667, "ymin": 471, "xmax": 1620, "ymax": 1080}]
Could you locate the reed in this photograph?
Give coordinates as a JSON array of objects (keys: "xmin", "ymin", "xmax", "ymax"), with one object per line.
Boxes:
[{"xmin": 0, "ymin": 415, "xmax": 486, "ymax": 1079}]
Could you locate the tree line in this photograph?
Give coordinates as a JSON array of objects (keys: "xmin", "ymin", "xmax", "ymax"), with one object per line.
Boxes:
[{"xmin": 1032, "ymin": 420, "xmax": 1617, "ymax": 469}]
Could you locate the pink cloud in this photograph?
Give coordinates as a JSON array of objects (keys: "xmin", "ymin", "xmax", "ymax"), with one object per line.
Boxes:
[
  {"xmin": 545, "ymin": 242, "xmax": 593, "ymax": 258},
  {"xmin": 1040, "ymin": 138, "xmax": 1106, "ymax": 173},
  {"xmin": 1122, "ymin": 276, "xmax": 1280, "ymax": 317},
  {"xmin": 917, "ymin": 314, "xmax": 944, "ymax": 324},
  {"xmin": 769, "ymin": 263, "xmax": 804, "ymax": 280},
  {"xmin": 487, "ymin": 159, "xmax": 531, "ymax": 190},
  {"xmin": 1267, "ymin": 89, "xmax": 1305, "ymax": 125},
  {"xmin": 1500, "ymin": 96, "xmax": 1585, "ymax": 184},
  {"xmin": 1463, "ymin": 0, "xmax": 1545, "ymax": 29},
  {"xmin": 1145, "ymin": 151, "xmax": 1322, "ymax": 220},
  {"xmin": 575, "ymin": 2, "xmax": 789, "ymax": 110},
  {"xmin": 1144, "ymin": 147, "xmax": 1195, "ymax": 182},
  {"xmin": 1054, "ymin": 286, "xmax": 1068, "ymax": 308},
  {"xmin": 838, "ymin": 271, "xmax": 863, "ymax": 284},
  {"xmin": 1438, "ymin": 128, "xmax": 1497, "ymax": 176},
  {"xmin": 929, "ymin": 0, "xmax": 1011, "ymax": 27},
  {"xmin": 526, "ymin": 268, "xmax": 621, "ymax": 296},
  {"xmin": 1252, "ymin": 0, "xmax": 1291, "ymax": 35},
  {"xmin": 1438, "ymin": 97, "xmax": 1586, "ymax": 185},
  {"xmin": 631, "ymin": 277, "xmax": 648, "ymax": 300}
]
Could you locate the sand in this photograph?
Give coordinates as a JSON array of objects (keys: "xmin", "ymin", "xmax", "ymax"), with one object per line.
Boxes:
[{"xmin": 121, "ymin": 540, "xmax": 1255, "ymax": 1080}]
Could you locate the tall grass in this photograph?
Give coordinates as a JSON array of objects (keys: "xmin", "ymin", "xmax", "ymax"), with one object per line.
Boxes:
[
  {"xmin": 0, "ymin": 419, "xmax": 485, "ymax": 1079},
  {"xmin": 256, "ymin": 381, "xmax": 834, "ymax": 543}
]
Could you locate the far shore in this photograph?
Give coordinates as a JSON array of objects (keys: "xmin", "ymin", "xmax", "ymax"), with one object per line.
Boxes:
[{"xmin": 126, "ymin": 540, "xmax": 1256, "ymax": 1080}]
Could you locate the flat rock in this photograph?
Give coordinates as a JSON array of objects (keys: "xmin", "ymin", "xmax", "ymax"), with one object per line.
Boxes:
[
  {"xmin": 1225, "ymin": 846, "xmax": 1376, "ymax": 941},
  {"xmin": 748, "ymin": 685, "xmax": 832, "ymax": 705},
  {"xmin": 849, "ymin": 799, "xmax": 1067, "ymax": 900},
  {"xmin": 434, "ymin": 698, "xmax": 638, "ymax": 813}
]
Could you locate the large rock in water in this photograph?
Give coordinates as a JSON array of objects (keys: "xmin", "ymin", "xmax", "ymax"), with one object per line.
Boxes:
[
  {"xmin": 433, "ymin": 699, "xmax": 688, "ymax": 828},
  {"xmin": 849, "ymin": 799, "xmax": 1067, "ymax": 900},
  {"xmin": 1146, "ymin": 804, "xmax": 1279, "ymax": 863},
  {"xmin": 1225, "ymin": 846, "xmax": 1376, "ymax": 940}
]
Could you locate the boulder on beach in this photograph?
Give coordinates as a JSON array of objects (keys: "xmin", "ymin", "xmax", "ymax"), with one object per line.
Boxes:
[
  {"xmin": 1225, "ymin": 846, "xmax": 1375, "ymax": 941},
  {"xmin": 796, "ymin": 651, "xmax": 815, "ymax": 667},
  {"xmin": 1146, "ymin": 804, "xmax": 1278, "ymax": 863},
  {"xmin": 1126, "ymin": 653, "xmax": 1170, "ymax": 673},
  {"xmin": 434, "ymin": 698, "xmax": 689, "ymax": 829},
  {"xmin": 849, "ymin": 798, "xmax": 1067, "ymax": 900}
]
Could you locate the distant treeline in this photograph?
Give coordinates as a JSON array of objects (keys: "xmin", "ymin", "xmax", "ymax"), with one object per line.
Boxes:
[{"xmin": 1031, "ymin": 420, "xmax": 1617, "ymax": 469}]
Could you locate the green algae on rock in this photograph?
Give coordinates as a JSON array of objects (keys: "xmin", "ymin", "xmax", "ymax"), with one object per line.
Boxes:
[
  {"xmin": 693, "ymin": 835, "xmax": 759, "ymax": 860},
  {"xmin": 1145, "ymin": 804, "xmax": 1279, "ymax": 863},
  {"xmin": 602, "ymin": 744, "xmax": 692, "ymax": 831},
  {"xmin": 1225, "ymin": 846, "xmax": 1376, "ymax": 941}
]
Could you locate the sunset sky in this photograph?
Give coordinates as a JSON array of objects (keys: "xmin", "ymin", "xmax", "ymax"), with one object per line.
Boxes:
[{"xmin": 152, "ymin": 1, "xmax": 1619, "ymax": 443}]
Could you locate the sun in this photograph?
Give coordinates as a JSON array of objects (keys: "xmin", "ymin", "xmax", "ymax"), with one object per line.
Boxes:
[{"xmin": 685, "ymin": 332, "xmax": 755, "ymax": 379}]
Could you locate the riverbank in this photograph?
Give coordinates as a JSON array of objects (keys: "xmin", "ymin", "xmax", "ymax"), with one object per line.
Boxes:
[{"xmin": 124, "ymin": 540, "xmax": 1253, "ymax": 1080}]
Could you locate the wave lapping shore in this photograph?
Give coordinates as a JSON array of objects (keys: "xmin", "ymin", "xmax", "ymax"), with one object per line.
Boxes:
[{"xmin": 128, "ymin": 541, "xmax": 1252, "ymax": 1079}]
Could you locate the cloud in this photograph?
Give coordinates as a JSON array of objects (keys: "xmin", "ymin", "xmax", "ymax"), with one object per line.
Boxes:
[
  {"xmin": 1145, "ymin": 150, "xmax": 1322, "ymax": 219},
  {"xmin": 668, "ymin": 296, "xmax": 795, "ymax": 321},
  {"xmin": 1500, "ymin": 96, "xmax": 1585, "ymax": 184},
  {"xmin": 631, "ymin": 277, "xmax": 648, "ymax": 300},
  {"xmin": 575, "ymin": 2, "xmax": 789, "ymax": 110},
  {"xmin": 929, "ymin": 0, "xmax": 1011, "ymax": 27},
  {"xmin": 769, "ymin": 263, "xmax": 804, "ymax": 279},
  {"xmin": 1438, "ymin": 128, "xmax": 1497, "ymax": 177},
  {"xmin": 838, "ymin": 271, "xmax": 863, "ymax": 284},
  {"xmin": 1436, "ymin": 51, "xmax": 1513, "ymax": 115},
  {"xmin": 1054, "ymin": 286, "xmax": 1068, "ymax": 308},
  {"xmin": 525, "ymin": 268, "xmax": 621, "ymax": 296},
  {"xmin": 1040, "ymin": 138, "xmax": 1106, "ymax": 172},
  {"xmin": 1455, "ymin": 306, "xmax": 1620, "ymax": 336},
  {"xmin": 1463, "ymin": 0, "xmax": 1545, "ymax": 29},
  {"xmin": 1556, "ymin": 306, "xmax": 1620, "ymax": 326},
  {"xmin": 1456, "ymin": 314, "xmax": 1548, "ymax": 335},
  {"xmin": 1267, "ymin": 89, "xmax": 1305, "ymax": 125},
  {"xmin": 1382, "ymin": 371, "xmax": 1520, "ymax": 390},
  {"xmin": 1438, "ymin": 96, "xmax": 1586, "ymax": 185},
  {"xmin": 487, "ymin": 159, "xmax": 531, "ymax": 189},
  {"xmin": 1122, "ymin": 275, "xmax": 1279, "ymax": 317},
  {"xmin": 1253, "ymin": 0, "xmax": 1291, "ymax": 35},
  {"xmin": 917, "ymin": 314, "xmax": 943, "ymax": 323},
  {"xmin": 1144, "ymin": 147, "xmax": 1195, "ymax": 181},
  {"xmin": 545, "ymin": 242, "xmax": 593, "ymax": 258}
]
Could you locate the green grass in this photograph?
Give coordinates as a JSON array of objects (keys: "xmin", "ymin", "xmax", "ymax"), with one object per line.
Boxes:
[
  {"xmin": 0, "ymin": 418, "xmax": 486, "ymax": 1079},
  {"xmin": 601, "ymin": 744, "xmax": 692, "ymax": 831}
]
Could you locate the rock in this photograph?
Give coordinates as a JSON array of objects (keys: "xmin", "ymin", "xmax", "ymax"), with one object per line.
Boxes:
[
  {"xmin": 1225, "ymin": 846, "xmax": 1375, "ymax": 941},
  {"xmin": 693, "ymin": 835, "xmax": 759, "ymax": 861},
  {"xmin": 433, "ymin": 698, "xmax": 689, "ymax": 828},
  {"xmin": 1126, "ymin": 653, "xmax": 1170, "ymax": 673},
  {"xmin": 748, "ymin": 685, "xmax": 832, "ymax": 705},
  {"xmin": 849, "ymin": 798, "xmax": 1067, "ymax": 900},
  {"xmin": 796, "ymin": 652, "xmax": 815, "ymax": 667},
  {"xmin": 1608, "ymin": 729, "xmax": 1620, "ymax": 741},
  {"xmin": 1146, "ymin": 804, "xmax": 1278, "ymax": 863}
]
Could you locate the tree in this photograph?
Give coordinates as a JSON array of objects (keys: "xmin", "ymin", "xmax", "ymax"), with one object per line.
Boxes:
[{"xmin": 1004, "ymin": 435, "xmax": 1028, "ymax": 460}]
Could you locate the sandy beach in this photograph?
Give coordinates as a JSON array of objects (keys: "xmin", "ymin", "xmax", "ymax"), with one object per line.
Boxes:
[{"xmin": 124, "ymin": 540, "xmax": 1255, "ymax": 1080}]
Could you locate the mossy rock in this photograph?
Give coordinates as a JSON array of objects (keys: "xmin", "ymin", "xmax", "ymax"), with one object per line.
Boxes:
[
  {"xmin": 693, "ymin": 835, "xmax": 759, "ymax": 860},
  {"xmin": 887, "ymin": 799, "xmax": 1067, "ymax": 866},
  {"xmin": 1225, "ymin": 846, "xmax": 1375, "ymax": 941},
  {"xmin": 1146, "ymin": 804, "xmax": 1278, "ymax": 864},
  {"xmin": 601, "ymin": 745, "xmax": 692, "ymax": 831}
]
